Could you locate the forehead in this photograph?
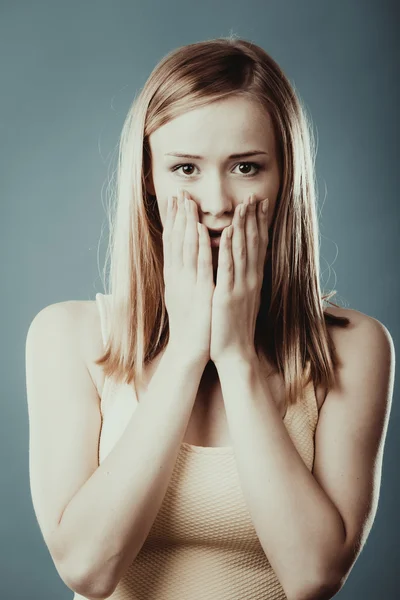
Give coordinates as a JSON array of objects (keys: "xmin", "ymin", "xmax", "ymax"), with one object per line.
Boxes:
[{"xmin": 149, "ymin": 96, "xmax": 276, "ymax": 156}]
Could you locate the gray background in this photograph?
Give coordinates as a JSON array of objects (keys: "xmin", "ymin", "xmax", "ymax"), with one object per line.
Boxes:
[{"xmin": 1, "ymin": 0, "xmax": 399, "ymax": 598}]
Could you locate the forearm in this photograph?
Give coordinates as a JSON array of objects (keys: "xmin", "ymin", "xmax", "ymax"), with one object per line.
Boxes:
[
  {"xmin": 215, "ymin": 356, "xmax": 345, "ymax": 600},
  {"xmin": 56, "ymin": 346, "xmax": 206, "ymax": 597}
]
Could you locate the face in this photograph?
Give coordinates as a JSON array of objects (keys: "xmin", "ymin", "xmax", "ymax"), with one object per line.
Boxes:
[{"xmin": 146, "ymin": 95, "xmax": 281, "ymax": 271}]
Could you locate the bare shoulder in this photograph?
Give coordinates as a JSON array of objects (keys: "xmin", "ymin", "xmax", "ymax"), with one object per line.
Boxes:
[
  {"xmin": 30, "ymin": 299, "xmax": 105, "ymax": 398},
  {"xmin": 324, "ymin": 304, "xmax": 392, "ymax": 343},
  {"xmin": 318, "ymin": 306, "xmax": 393, "ymax": 407},
  {"xmin": 324, "ymin": 305, "xmax": 394, "ymax": 373},
  {"xmin": 324, "ymin": 305, "xmax": 360, "ymax": 347}
]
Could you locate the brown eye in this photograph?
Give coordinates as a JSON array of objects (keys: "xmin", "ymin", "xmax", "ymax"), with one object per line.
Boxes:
[
  {"xmin": 235, "ymin": 162, "xmax": 262, "ymax": 176},
  {"xmin": 170, "ymin": 161, "xmax": 263, "ymax": 178},
  {"xmin": 171, "ymin": 163, "xmax": 197, "ymax": 176}
]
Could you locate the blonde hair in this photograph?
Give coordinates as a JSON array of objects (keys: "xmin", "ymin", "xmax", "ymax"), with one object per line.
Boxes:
[{"xmin": 95, "ymin": 36, "xmax": 350, "ymax": 408}]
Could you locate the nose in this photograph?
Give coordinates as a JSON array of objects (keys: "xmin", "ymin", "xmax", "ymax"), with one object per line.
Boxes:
[{"xmin": 179, "ymin": 187, "xmax": 234, "ymax": 218}]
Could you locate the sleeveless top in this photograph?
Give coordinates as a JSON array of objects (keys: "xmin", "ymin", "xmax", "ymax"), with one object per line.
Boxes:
[{"xmin": 73, "ymin": 292, "xmax": 319, "ymax": 600}]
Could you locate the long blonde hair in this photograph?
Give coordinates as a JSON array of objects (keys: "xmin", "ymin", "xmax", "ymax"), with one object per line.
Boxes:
[{"xmin": 95, "ymin": 36, "xmax": 350, "ymax": 407}]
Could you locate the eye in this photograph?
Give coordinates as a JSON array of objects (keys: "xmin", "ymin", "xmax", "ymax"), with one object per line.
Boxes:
[
  {"xmin": 170, "ymin": 162, "xmax": 263, "ymax": 178},
  {"xmin": 235, "ymin": 162, "xmax": 263, "ymax": 176},
  {"xmin": 171, "ymin": 163, "xmax": 198, "ymax": 177}
]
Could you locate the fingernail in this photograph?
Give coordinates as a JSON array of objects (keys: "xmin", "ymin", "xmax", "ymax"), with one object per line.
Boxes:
[{"xmin": 262, "ymin": 198, "xmax": 269, "ymax": 214}]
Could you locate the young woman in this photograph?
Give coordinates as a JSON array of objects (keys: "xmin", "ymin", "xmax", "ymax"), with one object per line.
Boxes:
[{"xmin": 25, "ymin": 37, "xmax": 394, "ymax": 600}]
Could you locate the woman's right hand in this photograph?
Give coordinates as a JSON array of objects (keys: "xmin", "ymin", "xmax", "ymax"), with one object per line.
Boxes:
[{"xmin": 162, "ymin": 189, "xmax": 214, "ymax": 367}]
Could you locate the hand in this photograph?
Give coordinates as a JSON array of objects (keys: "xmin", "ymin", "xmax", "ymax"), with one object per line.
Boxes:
[
  {"xmin": 163, "ymin": 189, "xmax": 214, "ymax": 366},
  {"xmin": 210, "ymin": 193, "xmax": 270, "ymax": 365}
]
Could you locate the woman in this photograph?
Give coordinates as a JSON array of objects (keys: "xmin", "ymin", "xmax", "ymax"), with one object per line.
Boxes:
[{"xmin": 25, "ymin": 37, "xmax": 394, "ymax": 600}]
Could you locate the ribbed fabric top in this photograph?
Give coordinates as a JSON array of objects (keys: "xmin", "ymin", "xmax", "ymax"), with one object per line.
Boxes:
[{"xmin": 73, "ymin": 292, "xmax": 319, "ymax": 600}]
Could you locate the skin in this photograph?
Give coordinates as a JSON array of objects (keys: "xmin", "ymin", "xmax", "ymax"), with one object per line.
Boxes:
[
  {"xmin": 145, "ymin": 95, "xmax": 281, "ymax": 380},
  {"xmin": 145, "ymin": 95, "xmax": 281, "ymax": 276}
]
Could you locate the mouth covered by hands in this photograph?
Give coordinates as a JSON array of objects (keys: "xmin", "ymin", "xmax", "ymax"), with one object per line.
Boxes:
[{"xmin": 162, "ymin": 190, "xmax": 269, "ymax": 367}]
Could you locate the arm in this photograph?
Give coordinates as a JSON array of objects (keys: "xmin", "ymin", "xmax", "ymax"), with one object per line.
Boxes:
[
  {"xmin": 214, "ymin": 314, "xmax": 394, "ymax": 600},
  {"xmin": 26, "ymin": 301, "xmax": 206, "ymax": 600}
]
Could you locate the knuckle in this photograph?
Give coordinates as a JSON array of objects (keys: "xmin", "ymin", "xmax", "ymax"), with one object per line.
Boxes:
[{"xmin": 248, "ymin": 277, "xmax": 258, "ymax": 291}]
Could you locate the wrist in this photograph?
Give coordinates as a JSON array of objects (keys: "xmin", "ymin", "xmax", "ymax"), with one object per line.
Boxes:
[
  {"xmin": 164, "ymin": 342, "xmax": 209, "ymax": 373},
  {"xmin": 214, "ymin": 350, "xmax": 259, "ymax": 373}
]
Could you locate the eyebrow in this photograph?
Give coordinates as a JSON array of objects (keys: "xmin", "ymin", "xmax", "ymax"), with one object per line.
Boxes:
[{"xmin": 164, "ymin": 150, "xmax": 269, "ymax": 159}]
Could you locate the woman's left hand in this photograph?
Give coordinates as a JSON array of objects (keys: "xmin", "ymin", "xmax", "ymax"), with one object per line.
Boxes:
[{"xmin": 210, "ymin": 194, "xmax": 270, "ymax": 366}]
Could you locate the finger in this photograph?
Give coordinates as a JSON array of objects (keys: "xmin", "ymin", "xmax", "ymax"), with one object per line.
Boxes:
[
  {"xmin": 171, "ymin": 189, "xmax": 186, "ymax": 269},
  {"xmin": 245, "ymin": 194, "xmax": 259, "ymax": 287},
  {"xmin": 231, "ymin": 201, "xmax": 247, "ymax": 290},
  {"xmin": 257, "ymin": 197, "xmax": 270, "ymax": 273},
  {"xmin": 162, "ymin": 195, "xmax": 175, "ymax": 272},
  {"xmin": 197, "ymin": 223, "xmax": 213, "ymax": 287},
  {"xmin": 216, "ymin": 223, "xmax": 234, "ymax": 292},
  {"xmin": 183, "ymin": 193, "xmax": 199, "ymax": 277}
]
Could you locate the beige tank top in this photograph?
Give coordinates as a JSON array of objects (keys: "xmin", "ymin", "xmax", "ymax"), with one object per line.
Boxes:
[{"xmin": 73, "ymin": 292, "xmax": 319, "ymax": 600}]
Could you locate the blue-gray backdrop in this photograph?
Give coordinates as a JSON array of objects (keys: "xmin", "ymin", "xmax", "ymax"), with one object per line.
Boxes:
[{"xmin": 1, "ymin": 0, "xmax": 398, "ymax": 598}]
